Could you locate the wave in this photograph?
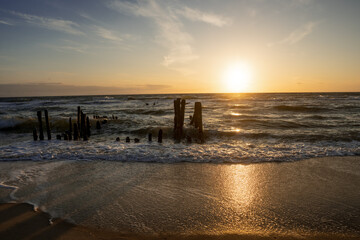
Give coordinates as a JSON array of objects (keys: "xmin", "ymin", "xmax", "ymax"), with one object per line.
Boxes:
[{"xmin": 274, "ymin": 105, "xmax": 329, "ymax": 113}]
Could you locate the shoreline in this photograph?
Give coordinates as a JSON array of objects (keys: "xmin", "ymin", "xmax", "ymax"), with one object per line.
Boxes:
[{"xmin": 1, "ymin": 156, "xmax": 360, "ymax": 239}]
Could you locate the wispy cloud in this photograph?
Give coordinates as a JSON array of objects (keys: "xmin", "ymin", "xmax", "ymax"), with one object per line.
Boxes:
[
  {"xmin": 94, "ymin": 25, "xmax": 122, "ymax": 42},
  {"xmin": 108, "ymin": 0, "xmax": 229, "ymax": 74},
  {"xmin": 0, "ymin": 20, "xmax": 13, "ymax": 26},
  {"xmin": 10, "ymin": 11, "xmax": 84, "ymax": 36},
  {"xmin": 176, "ymin": 7, "xmax": 231, "ymax": 27},
  {"xmin": 269, "ymin": 21, "xmax": 319, "ymax": 47}
]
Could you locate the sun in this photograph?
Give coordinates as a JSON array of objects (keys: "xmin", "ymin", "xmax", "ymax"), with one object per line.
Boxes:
[{"xmin": 223, "ymin": 62, "xmax": 252, "ymax": 93}]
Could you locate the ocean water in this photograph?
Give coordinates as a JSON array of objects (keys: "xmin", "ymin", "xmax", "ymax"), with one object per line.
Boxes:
[{"xmin": 0, "ymin": 92, "xmax": 359, "ymax": 163}]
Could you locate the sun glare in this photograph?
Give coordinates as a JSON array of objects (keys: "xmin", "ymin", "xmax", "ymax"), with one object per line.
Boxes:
[{"xmin": 223, "ymin": 62, "xmax": 252, "ymax": 93}]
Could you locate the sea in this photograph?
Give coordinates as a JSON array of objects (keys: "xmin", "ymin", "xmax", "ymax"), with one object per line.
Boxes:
[
  {"xmin": 0, "ymin": 92, "xmax": 360, "ymax": 237},
  {"xmin": 0, "ymin": 92, "xmax": 359, "ymax": 163}
]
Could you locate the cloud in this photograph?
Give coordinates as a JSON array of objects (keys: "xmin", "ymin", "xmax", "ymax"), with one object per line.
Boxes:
[
  {"xmin": 108, "ymin": 0, "xmax": 197, "ymax": 69},
  {"xmin": 0, "ymin": 20, "xmax": 13, "ymax": 25},
  {"xmin": 108, "ymin": 0, "xmax": 230, "ymax": 74},
  {"xmin": 94, "ymin": 25, "xmax": 122, "ymax": 42},
  {"xmin": 10, "ymin": 11, "xmax": 84, "ymax": 36},
  {"xmin": 0, "ymin": 82, "xmax": 172, "ymax": 97},
  {"xmin": 176, "ymin": 7, "xmax": 231, "ymax": 27},
  {"xmin": 269, "ymin": 21, "xmax": 319, "ymax": 47}
]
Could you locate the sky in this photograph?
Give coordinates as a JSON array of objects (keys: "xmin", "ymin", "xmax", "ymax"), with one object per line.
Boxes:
[{"xmin": 0, "ymin": 0, "xmax": 359, "ymax": 96}]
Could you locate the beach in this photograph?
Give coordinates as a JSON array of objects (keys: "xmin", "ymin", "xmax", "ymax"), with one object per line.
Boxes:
[{"xmin": 1, "ymin": 156, "xmax": 359, "ymax": 239}]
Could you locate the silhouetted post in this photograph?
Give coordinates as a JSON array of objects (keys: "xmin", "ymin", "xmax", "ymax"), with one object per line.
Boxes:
[
  {"xmin": 77, "ymin": 106, "xmax": 81, "ymax": 138},
  {"xmin": 126, "ymin": 137, "xmax": 130, "ymax": 143},
  {"xmin": 37, "ymin": 111, "xmax": 44, "ymax": 140},
  {"xmin": 44, "ymin": 110, "xmax": 51, "ymax": 140},
  {"xmin": 33, "ymin": 128, "xmax": 38, "ymax": 141},
  {"xmin": 63, "ymin": 133, "xmax": 69, "ymax": 140},
  {"xmin": 81, "ymin": 112, "xmax": 88, "ymax": 141},
  {"xmin": 174, "ymin": 98, "xmax": 181, "ymax": 140},
  {"xmin": 192, "ymin": 102, "xmax": 204, "ymax": 143},
  {"xmin": 158, "ymin": 129, "xmax": 163, "ymax": 143},
  {"xmin": 148, "ymin": 133, "xmax": 152, "ymax": 142},
  {"xmin": 68, "ymin": 117, "xmax": 72, "ymax": 140},
  {"xmin": 96, "ymin": 121, "xmax": 101, "ymax": 129},
  {"xmin": 73, "ymin": 123, "xmax": 79, "ymax": 140},
  {"xmin": 179, "ymin": 99, "xmax": 185, "ymax": 135},
  {"xmin": 56, "ymin": 134, "xmax": 61, "ymax": 140},
  {"xmin": 86, "ymin": 116, "xmax": 91, "ymax": 137}
]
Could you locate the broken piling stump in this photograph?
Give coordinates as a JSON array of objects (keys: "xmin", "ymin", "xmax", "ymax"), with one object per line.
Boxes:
[
  {"xmin": 158, "ymin": 129, "xmax": 163, "ymax": 143},
  {"xmin": 174, "ymin": 98, "xmax": 185, "ymax": 141},
  {"xmin": 191, "ymin": 102, "xmax": 204, "ymax": 143},
  {"xmin": 77, "ymin": 107, "xmax": 81, "ymax": 138},
  {"xmin": 148, "ymin": 133, "xmax": 152, "ymax": 142},
  {"xmin": 37, "ymin": 111, "xmax": 44, "ymax": 140},
  {"xmin": 33, "ymin": 128, "xmax": 38, "ymax": 141},
  {"xmin": 69, "ymin": 117, "xmax": 72, "ymax": 140},
  {"xmin": 86, "ymin": 116, "xmax": 91, "ymax": 137},
  {"xmin": 81, "ymin": 112, "xmax": 88, "ymax": 141},
  {"xmin": 73, "ymin": 123, "xmax": 79, "ymax": 140},
  {"xmin": 44, "ymin": 110, "xmax": 51, "ymax": 140}
]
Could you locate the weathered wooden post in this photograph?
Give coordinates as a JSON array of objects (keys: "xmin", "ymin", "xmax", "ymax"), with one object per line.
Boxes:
[
  {"xmin": 96, "ymin": 121, "xmax": 101, "ymax": 129},
  {"xmin": 174, "ymin": 98, "xmax": 185, "ymax": 141},
  {"xmin": 148, "ymin": 133, "xmax": 152, "ymax": 142},
  {"xmin": 73, "ymin": 123, "xmax": 79, "ymax": 140},
  {"xmin": 126, "ymin": 137, "xmax": 130, "ymax": 143},
  {"xmin": 68, "ymin": 117, "xmax": 72, "ymax": 140},
  {"xmin": 56, "ymin": 134, "xmax": 61, "ymax": 140},
  {"xmin": 37, "ymin": 111, "xmax": 44, "ymax": 140},
  {"xmin": 179, "ymin": 99, "xmax": 185, "ymax": 139},
  {"xmin": 77, "ymin": 106, "xmax": 81, "ymax": 138},
  {"xmin": 44, "ymin": 110, "xmax": 51, "ymax": 140},
  {"xmin": 158, "ymin": 129, "xmax": 163, "ymax": 143},
  {"xmin": 192, "ymin": 102, "xmax": 204, "ymax": 143},
  {"xmin": 86, "ymin": 116, "xmax": 91, "ymax": 137},
  {"xmin": 81, "ymin": 112, "xmax": 88, "ymax": 141},
  {"xmin": 174, "ymin": 98, "xmax": 180, "ymax": 138},
  {"xmin": 33, "ymin": 128, "xmax": 38, "ymax": 141}
]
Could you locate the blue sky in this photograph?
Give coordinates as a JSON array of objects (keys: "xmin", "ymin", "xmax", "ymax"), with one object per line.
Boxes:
[{"xmin": 0, "ymin": 0, "xmax": 359, "ymax": 96}]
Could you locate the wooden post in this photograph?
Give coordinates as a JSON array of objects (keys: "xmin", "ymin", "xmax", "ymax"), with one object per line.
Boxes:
[
  {"xmin": 81, "ymin": 112, "xmax": 88, "ymax": 141},
  {"xmin": 68, "ymin": 117, "xmax": 72, "ymax": 140},
  {"xmin": 77, "ymin": 106, "xmax": 81, "ymax": 138},
  {"xmin": 56, "ymin": 134, "xmax": 61, "ymax": 140},
  {"xmin": 158, "ymin": 129, "xmax": 163, "ymax": 143},
  {"xmin": 174, "ymin": 98, "xmax": 181, "ymax": 140},
  {"xmin": 73, "ymin": 123, "xmax": 79, "ymax": 140},
  {"xmin": 96, "ymin": 121, "xmax": 101, "ymax": 129},
  {"xmin": 193, "ymin": 102, "xmax": 204, "ymax": 143},
  {"xmin": 148, "ymin": 133, "xmax": 152, "ymax": 142},
  {"xmin": 44, "ymin": 110, "xmax": 51, "ymax": 140},
  {"xmin": 179, "ymin": 99, "xmax": 185, "ymax": 136},
  {"xmin": 33, "ymin": 128, "xmax": 38, "ymax": 141},
  {"xmin": 37, "ymin": 111, "xmax": 44, "ymax": 140},
  {"xmin": 86, "ymin": 116, "xmax": 91, "ymax": 137}
]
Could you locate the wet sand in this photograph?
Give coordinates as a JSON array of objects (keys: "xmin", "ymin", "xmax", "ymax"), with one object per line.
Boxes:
[
  {"xmin": 1, "ymin": 203, "xmax": 358, "ymax": 240},
  {"xmin": 0, "ymin": 156, "xmax": 360, "ymax": 239}
]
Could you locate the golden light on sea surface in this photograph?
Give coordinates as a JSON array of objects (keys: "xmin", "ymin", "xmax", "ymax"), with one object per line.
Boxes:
[{"xmin": 223, "ymin": 62, "xmax": 253, "ymax": 93}]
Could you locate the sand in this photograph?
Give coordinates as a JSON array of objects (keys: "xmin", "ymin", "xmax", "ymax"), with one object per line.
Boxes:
[
  {"xmin": 0, "ymin": 203, "xmax": 357, "ymax": 240},
  {"xmin": 1, "ymin": 156, "xmax": 360, "ymax": 239}
]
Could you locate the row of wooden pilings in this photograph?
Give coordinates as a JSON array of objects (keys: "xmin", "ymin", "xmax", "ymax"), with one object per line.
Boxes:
[
  {"xmin": 33, "ymin": 106, "xmax": 91, "ymax": 141},
  {"xmin": 33, "ymin": 99, "xmax": 204, "ymax": 143}
]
